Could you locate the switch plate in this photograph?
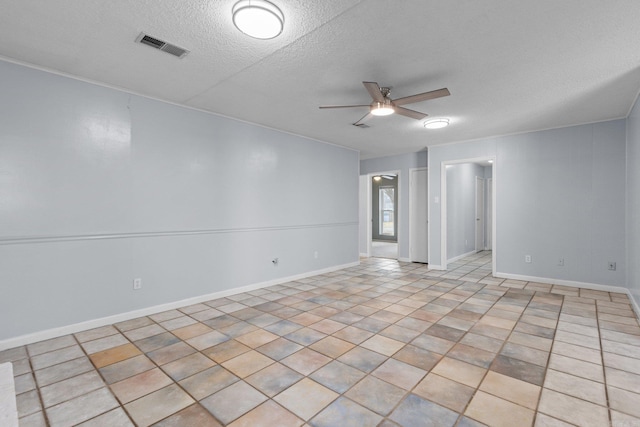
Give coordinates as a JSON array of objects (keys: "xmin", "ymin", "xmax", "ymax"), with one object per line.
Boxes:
[
  {"xmin": 608, "ymin": 262, "xmax": 616, "ymax": 271},
  {"xmin": 525, "ymin": 255, "xmax": 532, "ymax": 263}
]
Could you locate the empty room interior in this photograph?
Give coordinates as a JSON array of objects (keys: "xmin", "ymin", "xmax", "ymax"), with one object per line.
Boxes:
[{"xmin": 1, "ymin": 1, "xmax": 640, "ymax": 426}]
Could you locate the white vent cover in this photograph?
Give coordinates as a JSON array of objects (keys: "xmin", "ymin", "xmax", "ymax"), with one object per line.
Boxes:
[{"xmin": 135, "ymin": 33, "xmax": 189, "ymax": 58}]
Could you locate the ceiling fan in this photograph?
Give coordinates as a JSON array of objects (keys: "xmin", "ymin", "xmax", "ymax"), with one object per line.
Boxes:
[{"xmin": 319, "ymin": 81, "xmax": 450, "ymax": 126}]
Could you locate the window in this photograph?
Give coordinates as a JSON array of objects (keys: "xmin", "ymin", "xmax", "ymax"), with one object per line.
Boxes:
[{"xmin": 379, "ymin": 187, "xmax": 395, "ymax": 236}]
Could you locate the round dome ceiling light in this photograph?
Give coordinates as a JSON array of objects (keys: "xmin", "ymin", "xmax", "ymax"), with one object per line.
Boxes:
[
  {"xmin": 424, "ymin": 118, "xmax": 450, "ymax": 129},
  {"xmin": 232, "ymin": 0, "xmax": 284, "ymax": 40}
]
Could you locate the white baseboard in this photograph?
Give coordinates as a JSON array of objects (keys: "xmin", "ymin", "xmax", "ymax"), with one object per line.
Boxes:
[
  {"xmin": 0, "ymin": 363, "xmax": 17, "ymax": 427},
  {"xmin": 447, "ymin": 250, "xmax": 478, "ymax": 264},
  {"xmin": 0, "ymin": 261, "xmax": 359, "ymax": 351},
  {"xmin": 495, "ymin": 271, "xmax": 625, "ymax": 293},
  {"xmin": 428, "ymin": 265, "xmax": 445, "ymax": 270},
  {"xmin": 495, "ymin": 271, "xmax": 640, "ymax": 318},
  {"xmin": 359, "ymin": 252, "xmax": 369, "ymax": 258}
]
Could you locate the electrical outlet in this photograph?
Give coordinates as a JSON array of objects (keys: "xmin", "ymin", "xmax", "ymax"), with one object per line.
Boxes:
[
  {"xmin": 558, "ymin": 258, "xmax": 564, "ymax": 267},
  {"xmin": 314, "ymin": 251, "xmax": 318, "ymax": 259},
  {"xmin": 525, "ymin": 255, "xmax": 532, "ymax": 263},
  {"xmin": 608, "ymin": 262, "xmax": 616, "ymax": 271},
  {"xmin": 133, "ymin": 278, "xmax": 142, "ymax": 290}
]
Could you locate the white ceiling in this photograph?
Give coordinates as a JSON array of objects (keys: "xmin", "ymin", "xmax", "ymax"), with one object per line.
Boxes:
[{"xmin": 1, "ymin": 0, "xmax": 639, "ymax": 159}]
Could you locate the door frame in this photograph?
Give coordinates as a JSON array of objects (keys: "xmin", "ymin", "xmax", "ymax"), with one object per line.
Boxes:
[
  {"xmin": 409, "ymin": 167, "xmax": 428, "ymax": 263},
  {"xmin": 367, "ymin": 169, "xmax": 401, "ymax": 259},
  {"xmin": 441, "ymin": 157, "xmax": 496, "ymax": 274},
  {"xmin": 475, "ymin": 176, "xmax": 485, "ymax": 252}
]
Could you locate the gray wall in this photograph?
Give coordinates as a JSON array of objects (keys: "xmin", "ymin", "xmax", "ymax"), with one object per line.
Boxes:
[
  {"xmin": 429, "ymin": 120, "xmax": 626, "ymax": 287},
  {"xmin": 627, "ymin": 96, "xmax": 640, "ymax": 305},
  {"xmin": 360, "ymin": 151, "xmax": 427, "ymax": 259},
  {"xmin": 0, "ymin": 60, "xmax": 359, "ymax": 341},
  {"xmin": 446, "ymin": 163, "xmax": 484, "ymax": 260}
]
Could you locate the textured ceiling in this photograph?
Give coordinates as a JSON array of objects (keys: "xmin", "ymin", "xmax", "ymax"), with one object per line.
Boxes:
[{"xmin": 1, "ymin": 0, "xmax": 639, "ymax": 158}]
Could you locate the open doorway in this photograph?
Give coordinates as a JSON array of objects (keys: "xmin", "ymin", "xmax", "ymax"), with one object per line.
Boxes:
[
  {"xmin": 441, "ymin": 158, "xmax": 495, "ymax": 275},
  {"xmin": 371, "ymin": 173, "xmax": 398, "ymax": 259}
]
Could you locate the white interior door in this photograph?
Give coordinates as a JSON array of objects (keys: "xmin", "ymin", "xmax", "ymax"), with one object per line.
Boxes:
[
  {"xmin": 475, "ymin": 177, "xmax": 484, "ymax": 251},
  {"xmin": 410, "ymin": 168, "xmax": 428, "ymax": 263}
]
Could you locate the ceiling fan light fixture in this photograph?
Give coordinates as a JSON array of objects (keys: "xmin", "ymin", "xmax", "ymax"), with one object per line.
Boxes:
[
  {"xmin": 424, "ymin": 118, "xmax": 449, "ymax": 129},
  {"xmin": 232, "ymin": 0, "xmax": 284, "ymax": 40},
  {"xmin": 370, "ymin": 101, "xmax": 394, "ymax": 116}
]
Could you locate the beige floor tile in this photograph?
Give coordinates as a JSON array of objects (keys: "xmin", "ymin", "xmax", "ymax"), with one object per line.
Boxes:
[
  {"xmin": 46, "ymin": 387, "xmax": 119, "ymax": 427},
  {"xmin": 229, "ymin": 400, "xmax": 303, "ymax": 427},
  {"xmin": 552, "ymin": 341, "xmax": 601, "ymax": 365},
  {"xmin": 124, "ymin": 384, "xmax": 194, "ymax": 427},
  {"xmin": 161, "ymin": 352, "xmax": 215, "ymax": 382},
  {"xmin": 309, "ymin": 336, "xmax": 355, "ymax": 358},
  {"xmin": 172, "ymin": 323, "xmax": 213, "ymax": 340},
  {"xmin": 547, "ymin": 354, "xmax": 604, "ymax": 383},
  {"xmin": 508, "ymin": 331, "xmax": 553, "ymax": 352},
  {"xmin": 200, "ymin": 381, "xmax": 267, "ymax": 424},
  {"xmin": 204, "ymin": 339, "xmax": 251, "ymax": 363},
  {"xmin": 281, "ymin": 348, "xmax": 331, "ymax": 376},
  {"xmin": 479, "ymin": 371, "xmax": 541, "ymax": 409},
  {"xmin": 603, "ymin": 352, "xmax": 640, "ymax": 375},
  {"xmin": 178, "ymin": 365, "xmax": 239, "ymax": 400},
  {"xmin": 152, "ymin": 404, "xmax": 221, "ymax": 427},
  {"xmin": 110, "ymin": 368, "xmax": 173, "ymax": 404},
  {"xmin": 465, "ymin": 390, "xmax": 535, "ymax": 427},
  {"xmin": 221, "ymin": 350, "xmax": 274, "ymax": 378},
  {"xmin": 308, "ymin": 319, "xmax": 347, "ymax": 335},
  {"xmin": 610, "ymin": 410, "xmax": 640, "ymax": 427},
  {"xmin": 432, "ymin": 357, "xmax": 486, "ymax": 388},
  {"xmin": 40, "ymin": 370, "xmax": 105, "ymax": 408},
  {"xmin": 89, "ymin": 343, "xmax": 141, "ymax": 369},
  {"xmin": 274, "ymin": 378, "xmax": 338, "ymax": 421},
  {"xmin": 605, "ymin": 367, "xmax": 640, "ymax": 394},
  {"xmin": 372, "ymin": 358, "xmax": 426, "ymax": 390},
  {"xmin": 185, "ymin": 331, "xmax": 230, "ymax": 351},
  {"xmin": 360, "ymin": 335, "xmax": 405, "ymax": 356},
  {"xmin": 147, "ymin": 342, "xmax": 196, "ymax": 365},
  {"xmin": 413, "ymin": 373, "xmax": 475, "ymax": 412},
  {"xmin": 543, "ymin": 369, "xmax": 606, "ymax": 405},
  {"xmin": 478, "ymin": 315, "xmax": 517, "ymax": 330},
  {"xmin": 534, "ymin": 413, "xmax": 574, "ymax": 426},
  {"xmin": 235, "ymin": 330, "xmax": 279, "ymax": 348},
  {"xmin": 538, "ymin": 388, "xmax": 609, "ymax": 426},
  {"xmin": 608, "ymin": 386, "xmax": 640, "ymax": 418}
]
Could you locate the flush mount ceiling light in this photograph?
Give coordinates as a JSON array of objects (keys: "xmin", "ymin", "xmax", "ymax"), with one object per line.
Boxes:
[
  {"xmin": 424, "ymin": 118, "xmax": 450, "ymax": 129},
  {"xmin": 232, "ymin": 0, "xmax": 284, "ymax": 39}
]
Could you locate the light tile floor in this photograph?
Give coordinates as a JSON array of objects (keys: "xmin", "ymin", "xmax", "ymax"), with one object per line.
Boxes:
[{"xmin": 3, "ymin": 251, "xmax": 640, "ymax": 426}]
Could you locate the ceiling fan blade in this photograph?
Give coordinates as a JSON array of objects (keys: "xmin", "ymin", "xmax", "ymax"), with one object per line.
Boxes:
[
  {"xmin": 319, "ymin": 104, "xmax": 369, "ymax": 109},
  {"xmin": 363, "ymin": 81, "xmax": 385, "ymax": 102},
  {"xmin": 394, "ymin": 106, "xmax": 428, "ymax": 120},
  {"xmin": 393, "ymin": 88, "xmax": 450, "ymax": 106},
  {"xmin": 353, "ymin": 112, "xmax": 372, "ymax": 127}
]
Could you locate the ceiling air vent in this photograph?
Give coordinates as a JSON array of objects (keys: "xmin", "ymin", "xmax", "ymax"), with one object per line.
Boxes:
[{"xmin": 135, "ymin": 33, "xmax": 189, "ymax": 58}]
